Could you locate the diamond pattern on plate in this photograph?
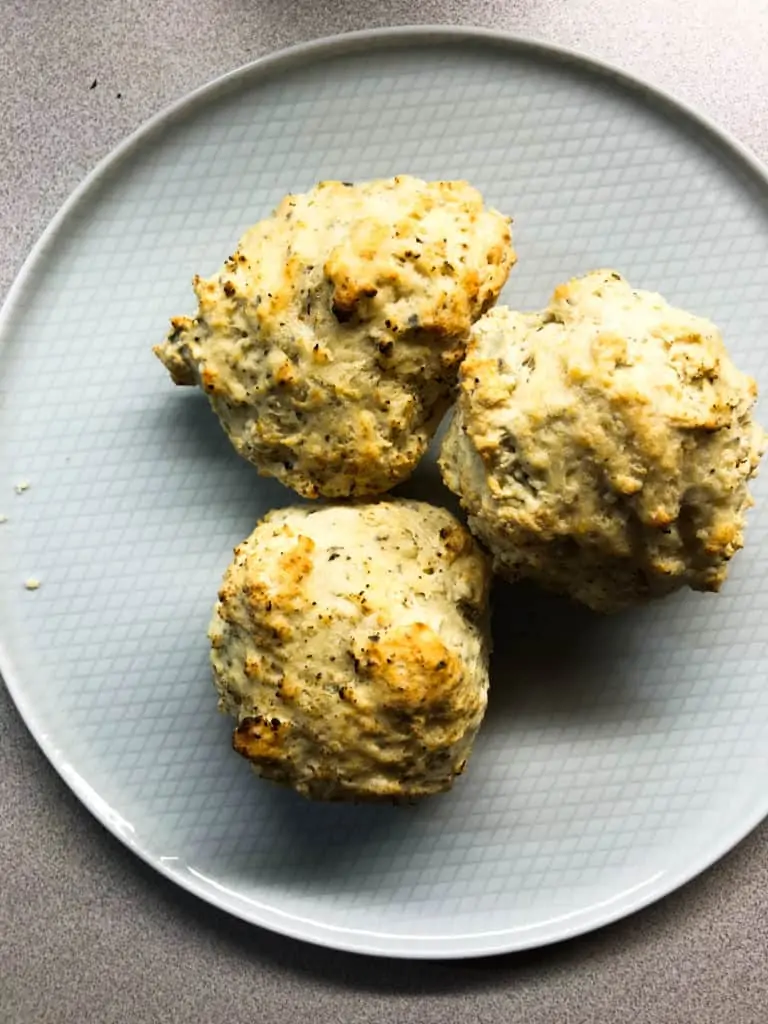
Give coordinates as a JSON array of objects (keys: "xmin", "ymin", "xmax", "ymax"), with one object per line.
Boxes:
[{"xmin": 1, "ymin": 36, "xmax": 768, "ymax": 955}]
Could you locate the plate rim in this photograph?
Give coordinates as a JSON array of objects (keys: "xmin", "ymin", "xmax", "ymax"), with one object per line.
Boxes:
[{"xmin": 2, "ymin": 23, "xmax": 768, "ymax": 959}]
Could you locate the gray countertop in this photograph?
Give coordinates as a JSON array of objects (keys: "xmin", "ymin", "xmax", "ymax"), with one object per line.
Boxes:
[{"xmin": 2, "ymin": 2, "xmax": 768, "ymax": 1021}]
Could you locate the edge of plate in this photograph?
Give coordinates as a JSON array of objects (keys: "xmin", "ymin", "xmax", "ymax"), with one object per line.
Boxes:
[{"xmin": 2, "ymin": 24, "xmax": 768, "ymax": 959}]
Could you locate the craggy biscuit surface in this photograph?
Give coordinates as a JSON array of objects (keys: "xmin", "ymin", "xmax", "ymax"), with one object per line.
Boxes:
[
  {"xmin": 440, "ymin": 270, "xmax": 766, "ymax": 612},
  {"xmin": 155, "ymin": 176, "xmax": 514, "ymax": 498},
  {"xmin": 209, "ymin": 500, "xmax": 491, "ymax": 801}
]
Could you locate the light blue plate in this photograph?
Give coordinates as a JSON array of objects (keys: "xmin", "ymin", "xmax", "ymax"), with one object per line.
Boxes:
[{"xmin": 1, "ymin": 27, "xmax": 767, "ymax": 958}]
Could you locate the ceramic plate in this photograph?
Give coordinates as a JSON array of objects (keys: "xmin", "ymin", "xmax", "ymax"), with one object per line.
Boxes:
[{"xmin": 2, "ymin": 28, "xmax": 767, "ymax": 959}]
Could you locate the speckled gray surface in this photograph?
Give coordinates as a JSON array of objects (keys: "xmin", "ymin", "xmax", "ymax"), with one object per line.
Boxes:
[{"xmin": 2, "ymin": 1, "xmax": 768, "ymax": 1020}]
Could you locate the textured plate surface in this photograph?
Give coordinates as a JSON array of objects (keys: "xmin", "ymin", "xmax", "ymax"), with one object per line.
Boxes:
[{"xmin": 1, "ymin": 28, "xmax": 768, "ymax": 959}]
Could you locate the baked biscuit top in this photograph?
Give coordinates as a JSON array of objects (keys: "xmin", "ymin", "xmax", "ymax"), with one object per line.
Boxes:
[
  {"xmin": 209, "ymin": 500, "xmax": 491, "ymax": 801},
  {"xmin": 155, "ymin": 176, "xmax": 514, "ymax": 498},
  {"xmin": 440, "ymin": 270, "xmax": 765, "ymax": 611}
]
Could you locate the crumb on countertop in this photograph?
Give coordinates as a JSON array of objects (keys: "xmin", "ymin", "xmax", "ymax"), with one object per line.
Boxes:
[{"xmin": 24, "ymin": 578, "xmax": 41, "ymax": 591}]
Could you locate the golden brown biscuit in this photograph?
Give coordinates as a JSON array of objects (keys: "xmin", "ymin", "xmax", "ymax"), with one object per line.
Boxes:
[
  {"xmin": 155, "ymin": 176, "xmax": 514, "ymax": 498},
  {"xmin": 439, "ymin": 270, "xmax": 766, "ymax": 612},
  {"xmin": 209, "ymin": 500, "xmax": 491, "ymax": 801}
]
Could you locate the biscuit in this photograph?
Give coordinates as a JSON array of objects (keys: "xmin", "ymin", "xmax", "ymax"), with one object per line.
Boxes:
[
  {"xmin": 440, "ymin": 270, "xmax": 766, "ymax": 612},
  {"xmin": 155, "ymin": 176, "xmax": 514, "ymax": 498},
  {"xmin": 209, "ymin": 500, "xmax": 492, "ymax": 800}
]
